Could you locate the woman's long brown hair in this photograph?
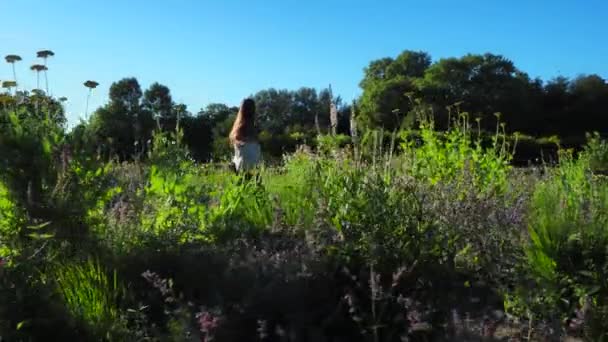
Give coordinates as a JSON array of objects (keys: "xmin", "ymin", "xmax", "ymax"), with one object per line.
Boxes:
[{"xmin": 229, "ymin": 98, "xmax": 257, "ymax": 145}]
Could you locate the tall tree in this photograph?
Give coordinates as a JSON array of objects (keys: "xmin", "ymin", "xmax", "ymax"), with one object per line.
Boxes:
[
  {"xmin": 30, "ymin": 64, "xmax": 48, "ymax": 91},
  {"xmin": 2, "ymin": 81, "xmax": 17, "ymax": 95},
  {"xmin": 36, "ymin": 50, "xmax": 55, "ymax": 94},
  {"xmin": 142, "ymin": 82, "xmax": 174, "ymax": 130},
  {"xmin": 291, "ymin": 87, "xmax": 318, "ymax": 130},
  {"xmin": 386, "ymin": 50, "xmax": 431, "ymax": 79},
  {"xmin": 254, "ymin": 88, "xmax": 293, "ymax": 134},
  {"xmin": 568, "ymin": 74, "xmax": 608, "ymax": 135},
  {"xmin": 416, "ymin": 53, "xmax": 536, "ymax": 131},
  {"xmin": 4, "ymin": 55, "xmax": 22, "ymax": 87},
  {"xmin": 86, "ymin": 78, "xmax": 142, "ymax": 160},
  {"xmin": 193, "ymin": 103, "xmax": 239, "ymax": 159},
  {"xmin": 109, "ymin": 77, "xmax": 142, "ymax": 112},
  {"xmin": 317, "ymin": 88, "xmax": 335, "ymax": 134},
  {"xmin": 199, "ymin": 103, "xmax": 235, "ymax": 124},
  {"xmin": 108, "ymin": 78, "xmax": 145, "ymax": 156},
  {"xmin": 358, "ymin": 50, "xmax": 431, "ymax": 130},
  {"xmin": 84, "ymin": 80, "xmax": 99, "ymax": 119}
]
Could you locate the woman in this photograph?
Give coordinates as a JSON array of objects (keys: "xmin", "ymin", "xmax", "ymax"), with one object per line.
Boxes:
[{"xmin": 229, "ymin": 98, "xmax": 261, "ymax": 172}]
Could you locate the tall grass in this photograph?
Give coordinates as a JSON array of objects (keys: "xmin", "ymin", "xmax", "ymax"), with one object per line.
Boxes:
[
  {"xmin": 522, "ymin": 149, "xmax": 608, "ymax": 335},
  {"xmin": 0, "ymin": 181, "xmax": 22, "ymax": 262},
  {"xmin": 262, "ymin": 151, "xmax": 319, "ymax": 227},
  {"xmin": 54, "ymin": 259, "xmax": 126, "ymax": 337},
  {"xmin": 8, "ymin": 99, "xmax": 607, "ymax": 339}
]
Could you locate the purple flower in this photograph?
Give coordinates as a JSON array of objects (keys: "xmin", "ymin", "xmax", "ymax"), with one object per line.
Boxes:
[
  {"xmin": 196, "ymin": 309, "xmax": 223, "ymax": 341},
  {"xmin": 197, "ymin": 311, "xmax": 219, "ymax": 332}
]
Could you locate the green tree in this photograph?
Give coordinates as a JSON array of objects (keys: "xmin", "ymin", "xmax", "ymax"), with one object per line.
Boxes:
[
  {"xmin": 109, "ymin": 77, "xmax": 142, "ymax": 112},
  {"xmin": 0, "ymin": 94, "xmax": 64, "ymax": 207},
  {"xmin": 36, "ymin": 50, "xmax": 55, "ymax": 94},
  {"xmin": 416, "ymin": 53, "xmax": 538, "ymax": 131},
  {"xmin": 568, "ymin": 74, "xmax": 608, "ymax": 135},
  {"xmin": 291, "ymin": 87, "xmax": 319, "ymax": 129},
  {"xmin": 2, "ymin": 81, "xmax": 17, "ymax": 95},
  {"xmin": 199, "ymin": 103, "xmax": 235, "ymax": 124},
  {"xmin": 4, "ymin": 55, "xmax": 21, "ymax": 88},
  {"xmin": 142, "ymin": 82, "xmax": 174, "ymax": 130},
  {"xmin": 180, "ymin": 103, "xmax": 235, "ymax": 162},
  {"xmin": 89, "ymin": 103, "xmax": 136, "ymax": 159},
  {"xmin": 254, "ymin": 88, "xmax": 293, "ymax": 134},
  {"xmin": 84, "ymin": 80, "xmax": 99, "ymax": 119},
  {"xmin": 317, "ymin": 87, "xmax": 339, "ymax": 134},
  {"xmin": 30, "ymin": 64, "xmax": 48, "ymax": 91},
  {"xmin": 358, "ymin": 51, "xmax": 431, "ymax": 130},
  {"xmin": 88, "ymin": 78, "xmax": 146, "ymax": 159}
]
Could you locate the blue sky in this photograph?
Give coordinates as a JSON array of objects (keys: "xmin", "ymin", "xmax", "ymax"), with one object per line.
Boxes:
[{"xmin": 1, "ymin": 0, "xmax": 607, "ymax": 127}]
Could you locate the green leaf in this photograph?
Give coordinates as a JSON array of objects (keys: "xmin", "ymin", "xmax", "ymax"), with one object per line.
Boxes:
[
  {"xmin": 17, "ymin": 320, "xmax": 29, "ymax": 330},
  {"xmin": 41, "ymin": 137, "xmax": 52, "ymax": 155},
  {"xmin": 27, "ymin": 221, "xmax": 52, "ymax": 230},
  {"xmin": 28, "ymin": 233, "xmax": 55, "ymax": 240}
]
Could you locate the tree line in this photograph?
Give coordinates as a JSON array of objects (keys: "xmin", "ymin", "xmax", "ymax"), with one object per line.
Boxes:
[
  {"xmin": 69, "ymin": 79, "xmax": 352, "ymax": 161},
  {"xmin": 4, "ymin": 49, "xmax": 608, "ymax": 162},
  {"xmin": 358, "ymin": 50, "xmax": 608, "ymax": 140}
]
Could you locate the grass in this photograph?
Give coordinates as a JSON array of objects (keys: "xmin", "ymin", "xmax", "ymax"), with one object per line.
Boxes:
[
  {"xmin": 3, "ymin": 106, "xmax": 608, "ymax": 340},
  {"xmin": 53, "ymin": 258, "xmax": 128, "ymax": 339}
]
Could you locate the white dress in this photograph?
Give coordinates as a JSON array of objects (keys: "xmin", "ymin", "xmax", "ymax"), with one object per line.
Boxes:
[{"xmin": 232, "ymin": 141, "xmax": 261, "ymax": 171}]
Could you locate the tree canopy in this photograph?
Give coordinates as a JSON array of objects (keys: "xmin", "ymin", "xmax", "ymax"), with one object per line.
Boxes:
[{"xmin": 50, "ymin": 49, "xmax": 608, "ymax": 162}]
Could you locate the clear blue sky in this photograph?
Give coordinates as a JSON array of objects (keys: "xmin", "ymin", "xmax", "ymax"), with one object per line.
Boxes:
[{"xmin": 1, "ymin": 0, "xmax": 607, "ymax": 127}]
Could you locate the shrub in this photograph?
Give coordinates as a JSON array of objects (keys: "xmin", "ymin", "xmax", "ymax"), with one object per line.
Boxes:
[
  {"xmin": 518, "ymin": 150, "xmax": 608, "ymax": 338},
  {"xmin": 584, "ymin": 132, "xmax": 608, "ymax": 173},
  {"xmin": 399, "ymin": 113, "xmax": 512, "ymax": 196},
  {"xmin": 0, "ymin": 181, "xmax": 23, "ymax": 262},
  {"xmin": 316, "ymin": 134, "xmax": 352, "ymax": 155}
]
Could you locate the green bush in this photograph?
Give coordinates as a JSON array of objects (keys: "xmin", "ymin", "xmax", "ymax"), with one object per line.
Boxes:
[
  {"xmin": 399, "ymin": 113, "xmax": 512, "ymax": 196},
  {"xmin": 0, "ymin": 105, "xmax": 64, "ymax": 206},
  {"xmin": 519, "ymin": 150, "xmax": 608, "ymax": 337},
  {"xmin": 0, "ymin": 181, "xmax": 23, "ymax": 262},
  {"xmin": 584, "ymin": 132, "xmax": 608, "ymax": 173},
  {"xmin": 316, "ymin": 134, "xmax": 352, "ymax": 155}
]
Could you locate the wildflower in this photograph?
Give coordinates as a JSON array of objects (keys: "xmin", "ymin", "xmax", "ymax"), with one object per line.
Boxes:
[
  {"xmin": 197, "ymin": 311, "xmax": 217, "ymax": 332},
  {"xmin": 196, "ymin": 310, "xmax": 222, "ymax": 341}
]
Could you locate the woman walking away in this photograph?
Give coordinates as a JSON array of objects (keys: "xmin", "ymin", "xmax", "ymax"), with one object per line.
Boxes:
[{"xmin": 230, "ymin": 98, "xmax": 261, "ymax": 173}]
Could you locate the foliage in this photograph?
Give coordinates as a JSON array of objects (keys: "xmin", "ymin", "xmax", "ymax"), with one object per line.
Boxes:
[
  {"xmin": 359, "ymin": 50, "xmax": 608, "ymax": 143},
  {"xmin": 399, "ymin": 108, "xmax": 512, "ymax": 196},
  {"xmin": 53, "ymin": 259, "xmax": 130, "ymax": 339},
  {"xmin": 0, "ymin": 181, "xmax": 23, "ymax": 262},
  {"xmin": 5, "ymin": 50, "xmax": 608, "ymax": 341},
  {"xmin": 584, "ymin": 132, "xmax": 608, "ymax": 173},
  {"xmin": 262, "ymin": 151, "xmax": 319, "ymax": 227},
  {"xmin": 358, "ymin": 51, "xmax": 431, "ymax": 131},
  {"xmin": 316, "ymin": 133, "xmax": 352, "ymax": 155},
  {"xmin": 0, "ymin": 100, "xmax": 64, "ymax": 206},
  {"xmin": 515, "ymin": 149, "xmax": 608, "ymax": 338}
]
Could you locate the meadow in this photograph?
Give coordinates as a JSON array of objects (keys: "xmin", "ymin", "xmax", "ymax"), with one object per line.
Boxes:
[
  {"xmin": 2, "ymin": 92, "xmax": 608, "ymax": 342},
  {"xmin": 3, "ymin": 45, "xmax": 608, "ymax": 341}
]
